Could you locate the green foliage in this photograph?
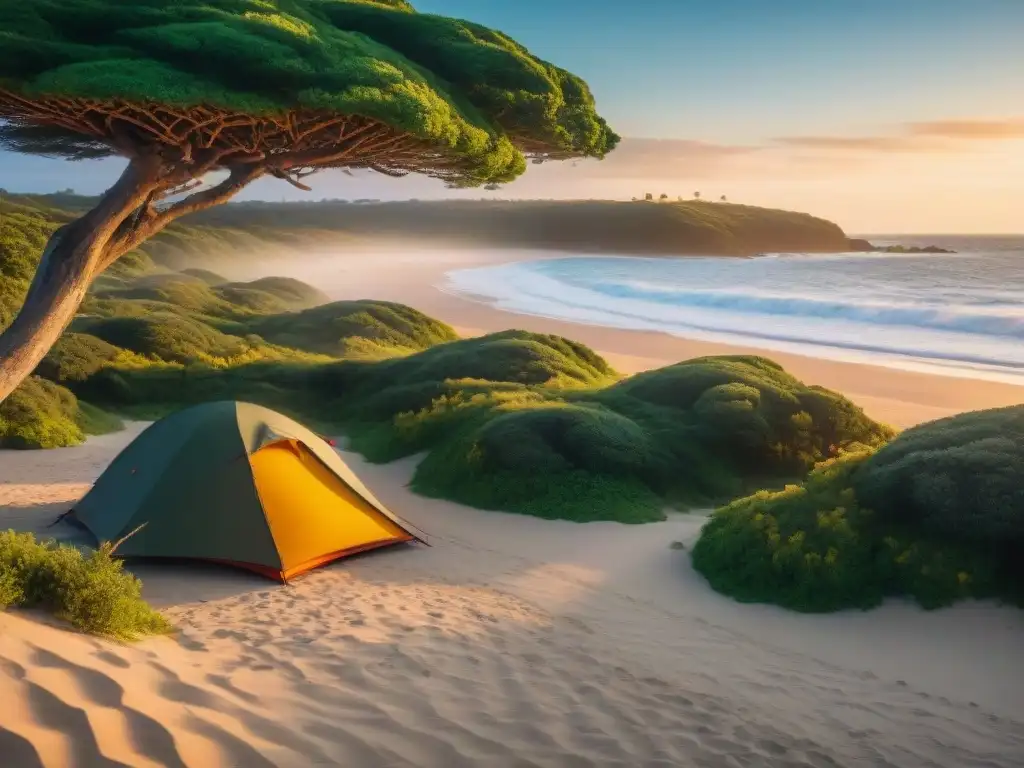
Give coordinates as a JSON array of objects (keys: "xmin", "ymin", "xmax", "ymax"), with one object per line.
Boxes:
[
  {"xmin": 328, "ymin": 347, "xmax": 887, "ymax": 523},
  {"xmin": 82, "ymin": 314, "xmax": 250, "ymax": 364},
  {"xmin": 855, "ymin": 405, "xmax": 1024, "ymax": 547},
  {"xmin": 1, "ymin": 0, "xmax": 617, "ymax": 186},
  {"xmin": 0, "ymin": 375, "xmax": 122, "ymax": 448},
  {"xmin": 179, "ymin": 268, "xmax": 228, "ymax": 285},
  {"xmin": 36, "ymin": 332, "xmax": 124, "ymax": 383},
  {"xmin": 214, "ymin": 276, "xmax": 329, "ymax": 313},
  {"xmin": 692, "ymin": 408, "xmax": 1024, "ymax": 611},
  {"xmin": 0, "ymin": 376, "xmax": 85, "ymax": 448},
  {"xmin": 243, "ymin": 299, "xmax": 458, "ymax": 357},
  {"xmin": 2, "ymin": 198, "xmax": 888, "ymax": 527},
  {"xmin": 0, "ymin": 199, "xmax": 60, "ymax": 328},
  {"xmin": 0, "ymin": 531, "xmax": 171, "ymax": 638}
]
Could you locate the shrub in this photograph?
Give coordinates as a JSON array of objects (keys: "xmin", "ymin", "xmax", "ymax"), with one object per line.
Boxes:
[
  {"xmin": 692, "ymin": 415, "xmax": 1022, "ymax": 612},
  {"xmin": 216, "ymin": 276, "xmax": 328, "ymax": 310},
  {"xmin": 179, "ymin": 268, "xmax": 228, "ymax": 285},
  {"xmin": 0, "ymin": 376, "xmax": 85, "ymax": 448},
  {"xmin": 36, "ymin": 332, "xmax": 124, "ymax": 383},
  {"xmin": 0, "ymin": 531, "xmax": 171, "ymax": 638},
  {"xmin": 0, "ymin": 376, "xmax": 121, "ymax": 448},
  {"xmin": 82, "ymin": 314, "xmax": 249, "ymax": 363},
  {"xmin": 243, "ymin": 299, "xmax": 458, "ymax": 358},
  {"xmin": 855, "ymin": 405, "xmax": 1024, "ymax": 547},
  {"xmin": 339, "ymin": 348, "xmax": 889, "ymax": 523}
]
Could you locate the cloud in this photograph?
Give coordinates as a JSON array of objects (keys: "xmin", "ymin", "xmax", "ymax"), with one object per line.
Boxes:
[
  {"xmin": 774, "ymin": 117, "xmax": 1024, "ymax": 154},
  {"xmin": 533, "ymin": 137, "xmax": 760, "ymax": 179},
  {"xmin": 908, "ymin": 118, "xmax": 1024, "ymax": 139},
  {"xmin": 773, "ymin": 135, "xmax": 950, "ymax": 153}
]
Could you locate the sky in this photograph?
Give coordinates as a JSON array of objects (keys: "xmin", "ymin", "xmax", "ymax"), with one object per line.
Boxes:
[{"xmin": 2, "ymin": 0, "xmax": 1023, "ymax": 233}]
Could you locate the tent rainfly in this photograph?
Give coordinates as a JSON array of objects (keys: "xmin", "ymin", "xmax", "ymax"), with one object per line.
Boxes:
[{"xmin": 68, "ymin": 401, "xmax": 421, "ymax": 581}]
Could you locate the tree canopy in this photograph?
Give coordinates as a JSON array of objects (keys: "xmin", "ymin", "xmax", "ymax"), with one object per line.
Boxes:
[{"xmin": 0, "ymin": 0, "xmax": 619, "ymax": 187}]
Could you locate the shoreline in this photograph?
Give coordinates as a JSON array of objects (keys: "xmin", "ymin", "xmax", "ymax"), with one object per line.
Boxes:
[
  {"xmin": 297, "ymin": 247, "xmax": 1024, "ymax": 429},
  {"xmin": 2, "ymin": 248, "xmax": 1023, "ymax": 766}
]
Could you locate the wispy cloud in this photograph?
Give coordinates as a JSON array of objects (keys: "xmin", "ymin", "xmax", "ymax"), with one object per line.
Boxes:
[
  {"xmin": 773, "ymin": 117, "xmax": 1024, "ymax": 154},
  {"xmin": 908, "ymin": 118, "xmax": 1024, "ymax": 139},
  {"xmin": 551, "ymin": 137, "xmax": 760, "ymax": 179},
  {"xmin": 773, "ymin": 135, "xmax": 945, "ymax": 153}
]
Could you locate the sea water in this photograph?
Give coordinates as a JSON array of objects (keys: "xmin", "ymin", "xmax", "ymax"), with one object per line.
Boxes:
[{"xmin": 442, "ymin": 237, "xmax": 1024, "ymax": 385}]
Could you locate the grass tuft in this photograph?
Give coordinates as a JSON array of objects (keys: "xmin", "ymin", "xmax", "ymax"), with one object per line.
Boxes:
[{"xmin": 0, "ymin": 531, "xmax": 171, "ymax": 639}]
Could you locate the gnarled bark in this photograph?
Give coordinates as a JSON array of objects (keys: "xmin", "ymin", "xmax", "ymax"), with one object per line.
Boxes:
[
  {"xmin": 0, "ymin": 156, "xmax": 265, "ymax": 403},
  {"xmin": 0, "ymin": 95, "xmax": 437, "ymax": 404}
]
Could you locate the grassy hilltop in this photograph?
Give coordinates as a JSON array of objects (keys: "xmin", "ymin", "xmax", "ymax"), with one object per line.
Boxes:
[
  {"xmin": 2, "ymin": 194, "xmax": 1021, "ymax": 615},
  {"xmin": 7, "ymin": 193, "xmax": 853, "ymax": 258}
]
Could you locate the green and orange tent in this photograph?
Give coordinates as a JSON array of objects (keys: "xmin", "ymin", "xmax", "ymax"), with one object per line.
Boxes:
[{"xmin": 68, "ymin": 401, "xmax": 422, "ymax": 581}]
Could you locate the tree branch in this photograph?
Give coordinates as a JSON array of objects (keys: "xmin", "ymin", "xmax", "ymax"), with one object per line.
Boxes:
[
  {"xmin": 270, "ymin": 168, "xmax": 313, "ymax": 192},
  {"xmin": 103, "ymin": 163, "xmax": 266, "ymax": 266}
]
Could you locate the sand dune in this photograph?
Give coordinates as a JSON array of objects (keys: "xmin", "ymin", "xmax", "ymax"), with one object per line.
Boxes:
[{"xmin": 2, "ymin": 427, "xmax": 1023, "ymax": 767}]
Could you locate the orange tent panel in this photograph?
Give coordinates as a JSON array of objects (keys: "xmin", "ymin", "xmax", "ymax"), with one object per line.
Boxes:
[{"xmin": 250, "ymin": 441, "xmax": 413, "ymax": 580}]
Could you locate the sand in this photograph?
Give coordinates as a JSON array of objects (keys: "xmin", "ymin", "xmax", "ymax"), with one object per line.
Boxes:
[
  {"xmin": 285, "ymin": 244, "xmax": 1024, "ymax": 428},
  {"xmin": 2, "ymin": 425, "xmax": 1024, "ymax": 767},
  {"xmin": 2, "ymin": 247, "xmax": 1024, "ymax": 767}
]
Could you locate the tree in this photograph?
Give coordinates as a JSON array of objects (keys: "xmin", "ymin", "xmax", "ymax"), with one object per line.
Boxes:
[
  {"xmin": 694, "ymin": 191, "xmax": 701, "ymax": 200},
  {"xmin": 0, "ymin": 0, "xmax": 618, "ymax": 402},
  {"xmin": 645, "ymin": 192, "xmax": 653, "ymax": 201},
  {"xmin": 720, "ymin": 195, "xmax": 728, "ymax": 202},
  {"xmin": 659, "ymin": 193, "xmax": 668, "ymax": 202}
]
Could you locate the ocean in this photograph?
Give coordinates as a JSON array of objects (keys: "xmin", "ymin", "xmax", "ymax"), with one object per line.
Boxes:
[{"xmin": 442, "ymin": 236, "xmax": 1024, "ymax": 385}]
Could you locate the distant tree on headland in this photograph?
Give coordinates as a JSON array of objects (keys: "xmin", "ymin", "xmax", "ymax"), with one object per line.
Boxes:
[
  {"xmin": 694, "ymin": 191, "xmax": 701, "ymax": 200},
  {"xmin": 0, "ymin": 0, "xmax": 618, "ymax": 403}
]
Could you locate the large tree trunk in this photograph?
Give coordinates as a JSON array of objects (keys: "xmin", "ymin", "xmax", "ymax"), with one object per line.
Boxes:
[
  {"xmin": 0, "ymin": 156, "xmax": 267, "ymax": 404},
  {"xmin": 0, "ymin": 159, "xmax": 161, "ymax": 402}
]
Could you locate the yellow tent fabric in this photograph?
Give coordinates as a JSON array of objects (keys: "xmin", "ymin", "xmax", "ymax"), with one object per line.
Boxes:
[{"xmin": 251, "ymin": 440, "xmax": 411, "ymax": 580}]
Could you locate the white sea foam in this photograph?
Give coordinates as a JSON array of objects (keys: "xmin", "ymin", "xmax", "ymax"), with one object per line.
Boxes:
[{"xmin": 442, "ymin": 243, "xmax": 1024, "ymax": 384}]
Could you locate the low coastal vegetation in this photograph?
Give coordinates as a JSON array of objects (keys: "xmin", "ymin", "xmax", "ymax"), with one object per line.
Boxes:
[
  {"xmin": 2, "ymin": 195, "xmax": 1020, "ymax": 615},
  {"xmin": 0, "ymin": 532, "xmax": 171, "ymax": 638},
  {"xmin": 2, "ymin": 199, "xmax": 891, "ymax": 518},
  {"xmin": 692, "ymin": 406, "xmax": 1024, "ymax": 611}
]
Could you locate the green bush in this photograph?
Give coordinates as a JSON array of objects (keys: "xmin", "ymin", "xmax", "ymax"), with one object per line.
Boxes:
[
  {"xmin": 0, "ymin": 531, "xmax": 171, "ymax": 638},
  {"xmin": 179, "ymin": 268, "xmax": 228, "ymax": 285},
  {"xmin": 82, "ymin": 313, "xmax": 249, "ymax": 363},
  {"xmin": 0, "ymin": 376, "xmax": 85, "ymax": 448},
  {"xmin": 855, "ymin": 405, "xmax": 1024, "ymax": 546},
  {"xmin": 339, "ymin": 348, "xmax": 889, "ymax": 523},
  {"xmin": 358, "ymin": 330, "xmax": 617, "ymax": 391},
  {"xmin": 692, "ymin": 408, "xmax": 1024, "ymax": 611},
  {"xmin": 243, "ymin": 299, "xmax": 458, "ymax": 358},
  {"xmin": 101, "ymin": 277, "xmax": 239, "ymax": 317},
  {"xmin": 216, "ymin": 276, "xmax": 329, "ymax": 311},
  {"xmin": 36, "ymin": 332, "xmax": 124, "ymax": 383},
  {"xmin": 0, "ymin": 376, "xmax": 122, "ymax": 449}
]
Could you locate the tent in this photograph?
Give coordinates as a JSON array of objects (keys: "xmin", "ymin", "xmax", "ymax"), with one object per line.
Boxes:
[{"xmin": 69, "ymin": 401, "xmax": 421, "ymax": 581}]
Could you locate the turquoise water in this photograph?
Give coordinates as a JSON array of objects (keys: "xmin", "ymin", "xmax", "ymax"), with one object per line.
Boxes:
[{"xmin": 443, "ymin": 237, "xmax": 1024, "ymax": 384}]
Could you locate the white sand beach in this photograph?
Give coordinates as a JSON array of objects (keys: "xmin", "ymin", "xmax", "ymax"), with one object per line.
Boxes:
[
  {"xmin": 1, "ymin": 420, "xmax": 1023, "ymax": 767},
  {"xmin": 2, "ymin": 249, "xmax": 1024, "ymax": 767},
  {"xmin": 287, "ymin": 245, "xmax": 1024, "ymax": 429}
]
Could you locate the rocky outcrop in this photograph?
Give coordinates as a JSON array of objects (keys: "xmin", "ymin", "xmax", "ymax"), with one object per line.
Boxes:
[{"xmin": 848, "ymin": 238, "xmax": 955, "ymax": 254}]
